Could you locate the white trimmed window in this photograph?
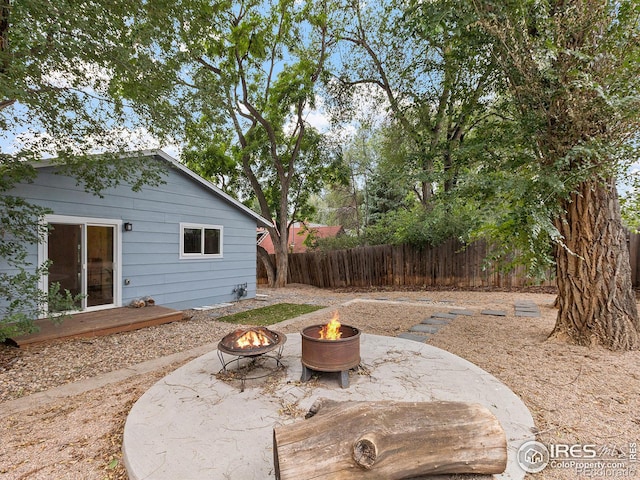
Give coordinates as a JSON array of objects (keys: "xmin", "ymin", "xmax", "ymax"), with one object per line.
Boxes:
[{"xmin": 180, "ymin": 223, "xmax": 223, "ymax": 259}]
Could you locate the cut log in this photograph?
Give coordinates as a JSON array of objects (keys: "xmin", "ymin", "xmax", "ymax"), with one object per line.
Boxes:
[{"xmin": 273, "ymin": 399, "xmax": 507, "ymax": 480}]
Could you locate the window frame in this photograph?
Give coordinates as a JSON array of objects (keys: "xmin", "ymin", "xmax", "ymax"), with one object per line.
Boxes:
[{"xmin": 179, "ymin": 223, "xmax": 223, "ymax": 259}]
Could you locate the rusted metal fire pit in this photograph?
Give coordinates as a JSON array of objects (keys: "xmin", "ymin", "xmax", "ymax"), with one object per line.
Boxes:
[
  {"xmin": 217, "ymin": 327, "xmax": 286, "ymax": 390},
  {"xmin": 300, "ymin": 322, "xmax": 361, "ymax": 388}
]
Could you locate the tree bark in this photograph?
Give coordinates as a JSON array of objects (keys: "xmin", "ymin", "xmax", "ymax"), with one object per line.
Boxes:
[
  {"xmin": 272, "ymin": 221, "xmax": 289, "ymax": 288},
  {"xmin": 273, "ymin": 399, "xmax": 507, "ymax": 480},
  {"xmin": 551, "ymin": 178, "xmax": 640, "ymax": 350},
  {"xmin": 274, "ymin": 248, "xmax": 289, "ymax": 287}
]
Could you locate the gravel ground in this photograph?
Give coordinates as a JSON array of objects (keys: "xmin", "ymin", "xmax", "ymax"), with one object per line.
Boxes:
[{"xmin": 1, "ymin": 284, "xmax": 639, "ymax": 480}]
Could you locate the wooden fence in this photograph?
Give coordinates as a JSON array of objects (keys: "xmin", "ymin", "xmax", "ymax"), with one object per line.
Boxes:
[
  {"xmin": 258, "ymin": 232, "xmax": 640, "ymax": 289},
  {"xmin": 257, "ymin": 238, "xmax": 556, "ymax": 289}
]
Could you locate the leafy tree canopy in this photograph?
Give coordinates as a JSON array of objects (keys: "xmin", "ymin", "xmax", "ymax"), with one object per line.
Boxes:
[{"xmin": 111, "ymin": 0, "xmax": 349, "ymax": 285}]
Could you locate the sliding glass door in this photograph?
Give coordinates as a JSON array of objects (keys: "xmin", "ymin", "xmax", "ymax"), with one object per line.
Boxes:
[
  {"xmin": 47, "ymin": 223, "xmax": 83, "ymax": 308},
  {"xmin": 45, "ymin": 217, "xmax": 119, "ymax": 311},
  {"xmin": 86, "ymin": 225, "xmax": 115, "ymax": 307}
]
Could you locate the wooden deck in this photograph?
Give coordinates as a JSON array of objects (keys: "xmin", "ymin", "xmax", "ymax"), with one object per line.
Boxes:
[{"xmin": 8, "ymin": 306, "xmax": 185, "ymax": 347}]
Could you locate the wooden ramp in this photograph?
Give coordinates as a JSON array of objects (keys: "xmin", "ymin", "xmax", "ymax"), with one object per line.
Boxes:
[{"xmin": 9, "ymin": 306, "xmax": 185, "ymax": 347}]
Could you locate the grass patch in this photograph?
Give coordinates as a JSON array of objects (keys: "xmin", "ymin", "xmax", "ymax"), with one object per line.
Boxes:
[{"xmin": 217, "ymin": 303, "xmax": 326, "ymax": 326}]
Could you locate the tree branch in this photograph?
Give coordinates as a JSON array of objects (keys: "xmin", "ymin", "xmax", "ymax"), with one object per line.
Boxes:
[
  {"xmin": 196, "ymin": 56, "xmax": 222, "ymax": 76},
  {"xmin": 0, "ymin": 98, "xmax": 15, "ymax": 110}
]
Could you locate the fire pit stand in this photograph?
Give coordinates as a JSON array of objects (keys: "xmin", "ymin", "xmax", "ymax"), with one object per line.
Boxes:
[
  {"xmin": 301, "ymin": 364, "xmax": 351, "ymax": 388},
  {"xmin": 216, "ymin": 328, "xmax": 287, "ymax": 391},
  {"xmin": 300, "ymin": 324, "xmax": 361, "ymax": 388}
]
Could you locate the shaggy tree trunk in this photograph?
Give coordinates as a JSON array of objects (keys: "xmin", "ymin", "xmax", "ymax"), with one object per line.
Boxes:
[{"xmin": 551, "ymin": 178, "xmax": 640, "ymax": 350}]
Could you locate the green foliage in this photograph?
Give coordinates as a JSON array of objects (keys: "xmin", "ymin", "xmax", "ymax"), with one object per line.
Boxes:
[
  {"xmin": 286, "ymin": 130, "xmax": 349, "ymax": 226},
  {"xmin": 472, "ymin": 0, "xmax": 640, "ymax": 179},
  {"xmin": 0, "ymin": 267, "xmax": 84, "ymax": 342},
  {"xmin": 312, "ymin": 127, "xmax": 380, "ymax": 235},
  {"xmin": 182, "ymin": 127, "xmax": 254, "ymax": 200},
  {"xmin": 314, "ymin": 235, "xmax": 364, "ymax": 251},
  {"xmin": 466, "ymin": 0, "xmax": 640, "ymax": 280},
  {"xmin": 0, "ymin": 0, "xmax": 178, "ymax": 156},
  {"xmin": 329, "ymin": 0, "xmax": 498, "ymax": 208},
  {"xmin": 363, "ymin": 198, "xmax": 478, "ymax": 248},
  {"xmin": 366, "ymin": 157, "xmax": 416, "ymax": 224},
  {"xmin": 301, "ymin": 225, "xmax": 318, "ymax": 250}
]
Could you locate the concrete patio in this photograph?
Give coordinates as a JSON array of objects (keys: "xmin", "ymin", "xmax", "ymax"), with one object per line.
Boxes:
[{"xmin": 122, "ymin": 332, "xmax": 535, "ymax": 479}]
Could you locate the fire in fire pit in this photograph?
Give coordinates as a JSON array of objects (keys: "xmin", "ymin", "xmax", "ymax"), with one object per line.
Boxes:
[
  {"xmin": 319, "ymin": 315, "xmax": 342, "ymax": 340},
  {"xmin": 217, "ymin": 327, "xmax": 287, "ymax": 391},
  {"xmin": 219, "ymin": 327, "xmax": 282, "ymax": 355},
  {"xmin": 300, "ymin": 313, "xmax": 360, "ymax": 388}
]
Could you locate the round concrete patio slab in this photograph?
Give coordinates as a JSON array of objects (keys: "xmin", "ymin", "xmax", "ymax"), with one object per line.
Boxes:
[{"xmin": 123, "ymin": 333, "xmax": 535, "ymax": 480}]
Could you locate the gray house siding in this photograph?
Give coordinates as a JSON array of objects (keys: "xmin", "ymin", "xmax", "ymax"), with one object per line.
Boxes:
[{"xmin": 5, "ymin": 152, "xmax": 267, "ymax": 312}]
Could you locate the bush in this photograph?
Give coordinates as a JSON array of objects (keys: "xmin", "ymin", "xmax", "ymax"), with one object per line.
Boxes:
[
  {"xmin": 363, "ymin": 201, "xmax": 478, "ymax": 248},
  {"xmin": 314, "ymin": 235, "xmax": 365, "ymax": 251}
]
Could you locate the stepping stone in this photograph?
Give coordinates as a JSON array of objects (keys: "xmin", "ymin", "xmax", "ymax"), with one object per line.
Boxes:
[
  {"xmin": 449, "ymin": 309, "xmax": 474, "ymax": 316},
  {"xmin": 421, "ymin": 318, "xmax": 450, "ymax": 325},
  {"xmin": 431, "ymin": 312, "xmax": 458, "ymax": 320},
  {"xmin": 515, "ymin": 299, "xmax": 537, "ymax": 305},
  {"xmin": 409, "ymin": 324, "xmax": 441, "ymax": 334},
  {"xmin": 481, "ymin": 309, "xmax": 507, "ymax": 317},
  {"xmin": 514, "ymin": 300, "xmax": 541, "ymax": 318},
  {"xmin": 397, "ymin": 333, "xmax": 428, "ymax": 342},
  {"xmin": 515, "ymin": 307, "xmax": 540, "ymax": 314}
]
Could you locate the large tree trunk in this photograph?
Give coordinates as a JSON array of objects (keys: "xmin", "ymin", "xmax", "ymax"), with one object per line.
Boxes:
[
  {"xmin": 551, "ymin": 178, "xmax": 640, "ymax": 350},
  {"xmin": 274, "ymin": 249, "xmax": 288, "ymax": 287},
  {"xmin": 272, "ymin": 225, "xmax": 289, "ymax": 288}
]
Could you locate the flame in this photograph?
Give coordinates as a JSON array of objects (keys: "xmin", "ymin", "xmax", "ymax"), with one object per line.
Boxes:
[
  {"xmin": 234, "ymin": 330, "xmax": 273, "ymax": 349},
  {"xmin": 319, "ymin": 312, "xmax": 342, "ymax": 340}
]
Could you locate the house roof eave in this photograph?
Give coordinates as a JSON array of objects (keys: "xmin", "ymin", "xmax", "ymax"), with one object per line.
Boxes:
[
  {"xmin": 144, "ymin": 150, "xmax": 271, "ymax": 228},
  {"xmin": 32, "ymin": 149, "xmax": 272, "ymax": 228}
]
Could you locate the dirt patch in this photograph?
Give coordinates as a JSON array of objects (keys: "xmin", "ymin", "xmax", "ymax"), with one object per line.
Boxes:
[{"xmin": 1, "ymin": 286, "xmax": 639, "ymax": 479}]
